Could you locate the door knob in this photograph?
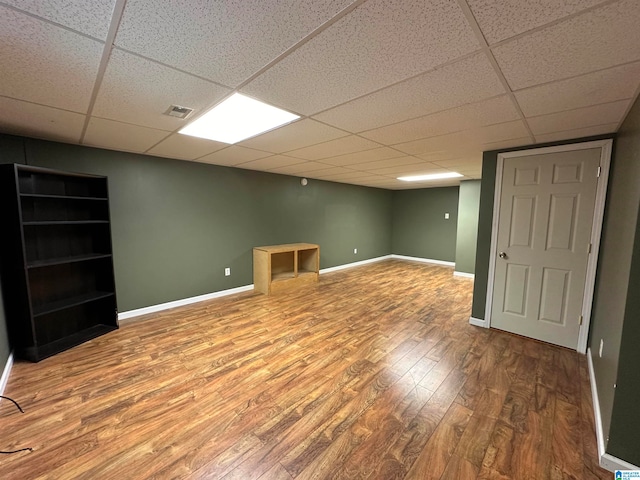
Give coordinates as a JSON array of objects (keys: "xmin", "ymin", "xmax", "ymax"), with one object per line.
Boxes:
[{"xmin": 498, "ymin": 252, "xmax": 508, "ymax": 259}]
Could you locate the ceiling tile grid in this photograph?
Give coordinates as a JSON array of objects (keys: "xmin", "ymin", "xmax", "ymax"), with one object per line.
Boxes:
[
  {"xmin": 83, "ymin": 117, "xmax": 170, "ymax": 153},
  {"xmin": 0, "ymin": 5, "xmax": 104, "ymax": 112},
  {"xmin": 360, "ymin": 95, "xmax": 521, "ymax": 145},
  {"xmin": 1, "ymin": 0, "xmax": 118, "ymax": 40},
  {"xmin": 0, "ymin": 96, "xmax": 85, "ymax": 143},
  {"xmin": 92, "ymin": 49, "xmax": 231, "ymax": 131},
  {"xmin": 242, "ymin": 0, "xmax": 480, "ymax": 115},
  {"xmin": 0, "ymin": 0, "xmax": 637, "ymax": 189},
  {"xmin": 312, "ymin": 53, "xmax": 507, "ymax": 132},
  {"xmin": 113, "ymin": 0, "xmax": 357, "ymax": 87},
  {"xmin": 468, "ymin": 0, "xmax": 609, "ymax": 45},
  {"xmin": 491, "ymin": 0, "xmax": 640, "ymax": 90}
]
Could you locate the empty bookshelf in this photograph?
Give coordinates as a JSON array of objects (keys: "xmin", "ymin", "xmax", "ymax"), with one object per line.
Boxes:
[{"xmin": 0, "ymin": 164, "xmax": 118, "ymax": 362}]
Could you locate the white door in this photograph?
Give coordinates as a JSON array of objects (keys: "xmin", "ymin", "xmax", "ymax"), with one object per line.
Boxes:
[{"xmin": 490, "ymin": 148, "xmax": 601, "ymax": 349}]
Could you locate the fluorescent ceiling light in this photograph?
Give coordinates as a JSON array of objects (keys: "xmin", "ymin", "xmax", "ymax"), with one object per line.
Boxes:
[
  {"xmin": 179, "ymin": 93, "xmax": 299, "ymax": 144},
  {"xmin": 398, "ymin": 172, "xmax": 463, "ymax": 182}
]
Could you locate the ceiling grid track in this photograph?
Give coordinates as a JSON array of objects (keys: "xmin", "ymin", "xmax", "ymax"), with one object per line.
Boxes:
[{"xmin": 78, "ymin": 0, "xmax": 128, "ymax": 143}]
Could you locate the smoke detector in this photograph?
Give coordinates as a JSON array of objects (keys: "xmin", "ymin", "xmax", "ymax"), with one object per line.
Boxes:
[{"xmin": 164, "ymin": 105, "xmax": 194, "ymax": 119}]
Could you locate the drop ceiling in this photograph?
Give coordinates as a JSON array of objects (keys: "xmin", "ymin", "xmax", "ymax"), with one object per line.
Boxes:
[{"xmin": 0, "ymin": 0, "xmax": 638, "ymax": 189}]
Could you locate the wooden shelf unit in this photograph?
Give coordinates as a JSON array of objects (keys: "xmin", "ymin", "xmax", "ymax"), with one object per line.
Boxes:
[
  {"xmin": 0, "ymin": 164, "xmax": 118, "ymax": 362},
  {"xmin": 253, "ymin": 243, "xmax": 319, "ymax": 295}
]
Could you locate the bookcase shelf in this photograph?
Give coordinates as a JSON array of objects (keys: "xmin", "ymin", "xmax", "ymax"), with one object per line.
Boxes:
[
  {"xmin": 0, "ymin": 164, "xmax": 118, "ymax": 362},
  {"xmin": 253, "ymin": 243, "xmax": 319, "ymax": 295}
]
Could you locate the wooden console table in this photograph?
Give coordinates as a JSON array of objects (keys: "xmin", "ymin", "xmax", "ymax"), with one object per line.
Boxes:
[{"xmin": 253, "ymin": 243, "xmax": 320, "ymax": 295}]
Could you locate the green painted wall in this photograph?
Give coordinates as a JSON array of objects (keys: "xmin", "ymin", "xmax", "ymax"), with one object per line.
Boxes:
[
  {"xmin": 0, "ymin": 135, "xmax": 392, "ymax": 316},
  {"xmin": 455, "ymin": 180, "xmax": 481, "ymax": 274},
  {"xmin": 589, "ymin": 94, "xmax": 640, "ymax": 460},
  {"xmin": 391, "ymin": 187, "xmax": 459, "ymax": 262},
  {"xmin": 607, "ymin": 200, "xmax": 640, "ymax": 465}
]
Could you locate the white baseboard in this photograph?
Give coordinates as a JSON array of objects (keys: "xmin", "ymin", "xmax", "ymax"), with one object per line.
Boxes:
[
  {"xmin": 320, "ymin": 255, "xmax": 392, "ymax": 274},
  {"xmin": 469, "ymin": 316, "xmax": 487, "ymax": 328},
  {"xmin": 118, "ymin": 284, "xmax": 254, "ymax": 323},
  {"xmin": 390, "ymin": 254, "xmax": 455, "ymax": 268},
  {"xmin": 454, "ymin": 271, "xmax": 475, "ymax": 279},
  {"xmin": 587, "ymin": 348, "xmax": 640, "ymax": 472},
  {"xmin": 117, "ymin": 254, "xmax": 454, "ymax": 324},
  {"xmin": 0, "ymin": 352, "xmax": 14, "ymax": 396}
]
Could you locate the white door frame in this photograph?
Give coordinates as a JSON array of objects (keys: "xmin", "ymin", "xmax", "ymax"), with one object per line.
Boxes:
[{"xmin": 483, "ymin": 139, "xmax": 613, "ymax": 353}]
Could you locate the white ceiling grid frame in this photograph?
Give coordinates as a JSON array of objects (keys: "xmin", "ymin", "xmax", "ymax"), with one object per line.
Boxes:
[
  {"xmin": 92, "ymin": 49, "xmax": 231, "ymax": 132},
  {"xmin": 312, "ymin": 52, "xmax": 507, "ymax": 132},
  {"xmin": 147, "ymin": 134, "xmax": 227, "ymax": 161},
  {"xmin": 360, "ymin": 95, "xmax": 521, "ymax": 145},
  {"xmin": 83, "ymin": 117, "xmax": 171, "ymax": 153},
  {"xmin": 198, "ymin": 146, "xmax": 272, "ymax": 166},
  {"xmin": 0, "ymin": 96, "xmax": 85, "ymax": 143},
  {"xmin": 113, "ymin": 0, "xmax": 360, "ymax": 87},
  {"xmin": 0, "ymin": 0, "xmax": 118, "ymax": 40},
  {"xmin": 242, "ymin": 0, "xmax": 481, "ymax": 115},
  {"xmin": 318, "ymin": 147, "xmax": 406, "ymax": 166},
  {"xmin": 455, "ymin": 0, "xmax": 536, "ymax": 144},
  {"xmin": 0, "ymin": 5, "xmax": 104, "ymax": 112},
  {"xmin": 238, "ymin": 118, "xmax": 349, "ymax": 154},
  {"xmin": 514, "ymin": 61, "xmax": 640, "ymax": 117},
  {"xmin": 466, "ymin": 0, "xmax": 610, "ymax": 45},
  {"xmin": 491, "ymin": 0, "xmax": 640, "ymax": 90},
  {"xmin": 286, "ymin": 135, "xmax": 382, "ymax": 161},
  {"xmin": 527, "ymin": 100, "xmax": 630, "ymax": 135}
]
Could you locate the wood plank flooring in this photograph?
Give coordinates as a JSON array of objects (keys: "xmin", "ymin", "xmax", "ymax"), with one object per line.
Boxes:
[{"xmin": 0, "ymin": 260, "xmax": 612, "ymax": 479}]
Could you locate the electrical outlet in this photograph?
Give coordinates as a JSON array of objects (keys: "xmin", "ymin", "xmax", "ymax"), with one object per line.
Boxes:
[
  {"xmin": 599, "ymin": 339, "xmax": 604, "ymax": 358},
  {"xmin": 354, "ymin": 248, "xmax": 358, "ymax": 254},
  {"xmin": 224, "ymin": 267, "xmax": 231, "ymax": 276},
  {"xmin": 444, "ymin": 213, "xmax": 450, "ymax": 219}
]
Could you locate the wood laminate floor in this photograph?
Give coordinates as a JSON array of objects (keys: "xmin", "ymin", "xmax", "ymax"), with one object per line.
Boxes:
[{"xmin": 0, "ymin": 260, "xmax": 612, "ymax": 479}]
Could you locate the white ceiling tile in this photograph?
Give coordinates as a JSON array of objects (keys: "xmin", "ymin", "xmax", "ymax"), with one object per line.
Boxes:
[
  {"xmin": 2, "ymin": 0, "xmax": 117, "ymax": 40},
  {"xmin": 394, "ymin": 120, "xmax": 530, "ymax": 154},
  {"xmin": 266, "ymin": 162, "xmax": 336, "ymax": 175},
  {"xmin": 468, "ymin": 0, "xmax": 608, "ymax": 45},
  {"xmin": 319, "ymin": 147, "xmax": 405, "ymax": 166},
  {"xmin": 114, "ymin": 0, "xmax": 356, "ymax": 86},
  {"xmin": 238, "ymin": 119, "xmax": 348, "ymax": 154},
  {"xmin": 492, "ymin": 0, "xmax": 640, "ymax": 90},
  {"xmin": 93, "ymin": 49, "xmax": 230, "ymax": 130},
  {"xmin": 147, "ymin": 133, "xmax": 226, "ymax": 160},
  {"xmin": 434, "ymin": 158, "xmax": 482, "ymax": 168},
  {"xmin": 0, "ymin": 97, "xmax": 85, "ymax": 143},
  {"xmin": 302, "ymin": 166, "xmax": 358, "ymax": 178},
  {"xmin": 481, "ymin": 136, "xmax": 532, "ymax": 151},
  {"xmin": 351, "ymin": 156, "xmax": 427, "ymax": 171},
  {"xmin": 0, "ymin": 6, "xmax": 103, "ymax": 112},
  {"xmin": 309, "ymin": 167, "xmax": 362, "ymax": 178},
  {"xmin": 313, "ymin": 53, "xmax": 505, "ymax": 132},
  {"xmin": 198, "ymin": 146, "xmax": 271, "ymax": 167},
  {"xmin": 287, "ymin": 135, "xmax": 381, "ymax": 161},
  {"xmin": 368, "ymin": 163, "xmax": 447, "ymax": 176},
  {"xmin": 534, "ymin": 123, "xmax": 618, "ymax": 144},
  {"xmin": 243, "ymin": 0, "xmax": 479, "ymax": 115},
  {"xmin": 361, "ymin": 95, "xmax": 520, "ymax": 144},
  {"xmin": 83, "ymin": 117, "xmax": 170, "ymax": 152},
  {"xmin": 527, "ymin": 100, "xmax": 629, "ymax": 135},
  {"xmin": 237, "ymin": 155, "xmax": 302, "ymax": 171},
  {"xmin": 515, "ymin": 62, "xmax": 640, "ymax": 117}
]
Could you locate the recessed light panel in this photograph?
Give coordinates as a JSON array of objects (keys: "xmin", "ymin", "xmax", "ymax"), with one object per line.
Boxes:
[
  {"xmin": 398, "ymin": 172, "xmax": 463, "ymax": 182},
  {"xmin": 179, "ymin": 93, "xmax": 299, "ymax": 144}
]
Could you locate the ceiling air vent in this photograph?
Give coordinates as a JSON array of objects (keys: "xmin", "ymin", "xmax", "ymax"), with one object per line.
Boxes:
[{"xmin": 164, "ymin": 105, "xmax": 194, "ymax": 119}]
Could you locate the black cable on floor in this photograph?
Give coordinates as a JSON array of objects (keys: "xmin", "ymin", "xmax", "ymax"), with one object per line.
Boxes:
[{"xmin": 0, "ymin": 395, "xmax": 33, "ymax": 454}]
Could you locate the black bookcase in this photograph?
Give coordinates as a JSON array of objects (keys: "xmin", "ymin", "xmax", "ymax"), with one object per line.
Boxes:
[{"xmin": 0, "ymin": 164, "xmax": 118, "ymax": 362}]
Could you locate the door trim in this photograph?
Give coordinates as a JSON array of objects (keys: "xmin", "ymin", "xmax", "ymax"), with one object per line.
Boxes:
[{"xmin": 484, "ymin": 139, "xmax": 613, "ymax": 353}]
